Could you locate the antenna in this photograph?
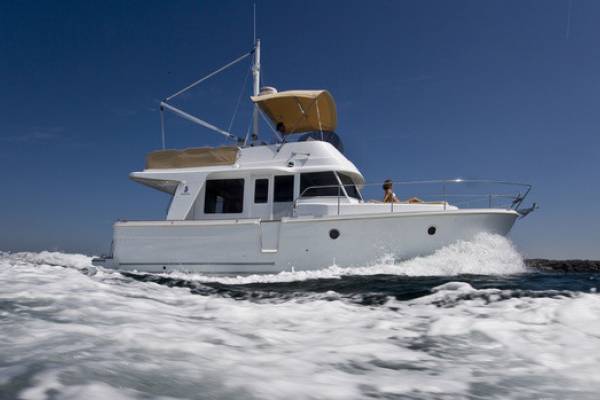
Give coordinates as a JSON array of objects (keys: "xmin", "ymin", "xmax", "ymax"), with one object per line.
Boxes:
[
  {"xmin": 251, "ymin": 1, "xmax": 260, "ymax": 145},
  {"xmin": 565, "ymin": 0, "xmax": 573, "ymax": 39},
  {"xmin": 253, "ymin": 1, "xmax": 256, "ymax": 44}
]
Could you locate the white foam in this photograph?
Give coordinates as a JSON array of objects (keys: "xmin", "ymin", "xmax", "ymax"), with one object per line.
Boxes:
[
  {"xmin": 160, "ymin": 233, "xmax": 528, "ymax": 285},
  {"xmin": 0, "ymin": 250, "xmax": 93, "ymax": 270},
  {"xmin": 1, "ymin": 251, "xmax": 600, "ymax": 399},
  {"xmin": 19, "ymin": 369, "xmax": 179, "ymax": 400}
]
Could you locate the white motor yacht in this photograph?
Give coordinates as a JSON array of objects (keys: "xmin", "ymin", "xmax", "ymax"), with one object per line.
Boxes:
[{"xmin": 94, "ymin": 39, "xmax": 535, "ymax": 273}]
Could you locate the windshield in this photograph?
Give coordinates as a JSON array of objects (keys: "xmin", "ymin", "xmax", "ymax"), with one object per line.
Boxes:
[
  {"xmin": 299, "ymin": 171, "xmax": 362, "ymax": 200},
  {"xmin": 300, "ymin": 172, "xmax": 340, "ymax": 197},
  {"xmin": 338, "ymin": 173, "xmax": 361, "ymax": 200}
]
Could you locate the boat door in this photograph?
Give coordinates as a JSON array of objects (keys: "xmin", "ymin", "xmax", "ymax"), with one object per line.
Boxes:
[
  {"xmin": 273, "ymin": 175, "xmax": 296, "ymax": 219},
  {"xmin": 250, "ymin": 176, "xmax": 272, "ymax": 220},
  {"xmin": 251, "ymin": 175, "xmax": 280, "ymax": 252}
]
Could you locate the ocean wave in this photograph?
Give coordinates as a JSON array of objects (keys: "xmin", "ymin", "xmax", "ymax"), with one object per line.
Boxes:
[
  {"xmin": 1, "ymin": 252, "xmax": 599, "ymax": 399},
  {"xmin": 0, "ymin": 250, "xmax": 92, "ymax": 270}
]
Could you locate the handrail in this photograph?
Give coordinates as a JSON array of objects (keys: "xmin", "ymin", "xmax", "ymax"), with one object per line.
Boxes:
[{"xmin": 293, "ymin": 179, "xmax": 533, "ymax": 216}]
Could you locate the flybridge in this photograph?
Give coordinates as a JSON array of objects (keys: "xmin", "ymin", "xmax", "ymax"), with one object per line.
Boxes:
[{"xmin": 158, "ymin": 38, "xmax": 338, "ymax": 150}]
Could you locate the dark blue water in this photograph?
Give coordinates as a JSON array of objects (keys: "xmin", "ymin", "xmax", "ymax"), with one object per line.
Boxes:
[{"xmin": 124, "ymin": 270, "xmax": 600, "ymax": 304}]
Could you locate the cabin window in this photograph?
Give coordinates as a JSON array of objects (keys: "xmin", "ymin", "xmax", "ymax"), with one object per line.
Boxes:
[
  {"xmin": 338, "ymin": 173, "xmax": 361, "ymax": 199},
  {"xmin": 204, "ymin": 179, "xmax": 244, "ymax": 213},
  {"xmin": 254, "ymin": 179, "xmax": 269, "ymax": 203},
  {"xmin": 274, "ymin": 175, "xmax": 295, "ymax": 202},
  {"xmin": 300, "ymin": 172, "xmax": 339, "ymax": 197}
]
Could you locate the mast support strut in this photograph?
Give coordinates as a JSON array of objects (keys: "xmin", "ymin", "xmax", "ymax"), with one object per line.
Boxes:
[{"xmin": 160, "ymin": 102, "xmax": 241, "ymax": 143}]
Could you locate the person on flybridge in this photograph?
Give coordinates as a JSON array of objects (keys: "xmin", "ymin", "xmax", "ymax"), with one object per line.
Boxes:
[{"xmin": 276, "ymin": 122, "xmax": 286, "ymax": 134}]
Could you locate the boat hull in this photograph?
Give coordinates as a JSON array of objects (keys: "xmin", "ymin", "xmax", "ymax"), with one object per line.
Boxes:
[{"xmin": 101, "ymin": 209, "xmax": 519, "ymax": 273}]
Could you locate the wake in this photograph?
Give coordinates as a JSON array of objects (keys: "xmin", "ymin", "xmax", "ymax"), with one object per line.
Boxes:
[{"xmin": 1, "ymin": 233, "xmax": 527, "ymax": 285}]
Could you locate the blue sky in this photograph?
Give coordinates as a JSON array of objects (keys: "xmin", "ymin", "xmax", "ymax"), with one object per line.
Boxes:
[{"xmin": 1, "ymin": 0, "xmax": 599, "ymax": 259}]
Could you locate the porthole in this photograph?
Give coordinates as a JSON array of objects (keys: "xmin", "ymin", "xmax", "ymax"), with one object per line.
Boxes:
[
  {"xmin": 427, "ymin": 226, "xmax": 437, "ymax": 236},
  {"xmin": 329, "ymin": 229, "xmax": 340, "ymax": 239}
]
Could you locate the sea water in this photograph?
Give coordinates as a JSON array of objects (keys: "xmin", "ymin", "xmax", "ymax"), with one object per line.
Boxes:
[{"xmin": 1, "ymin": 233, "xmax": 600, "ymax": 400}]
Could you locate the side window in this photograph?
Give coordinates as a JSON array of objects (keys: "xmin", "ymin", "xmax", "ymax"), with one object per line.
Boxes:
[
  {"xmin": 254, "ymin": 179, "xmax": 269, "ymax": 203},
  {"xmin": 204, "ymin": 179, "xmax": 244, "ymax": 213},
  {"xmin": 300, "ymin": 172, "xmax": 339, "ymax": 197},
  {"xmin": 274, "ymin": 175, "xmax": 294, "ymax": 202}
]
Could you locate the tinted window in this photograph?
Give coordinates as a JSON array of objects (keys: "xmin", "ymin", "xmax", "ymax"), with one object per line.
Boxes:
[
  {"xmin": 204, "ymin": 179, "xmax": 244, "ymax": 213},
  {"xmin": 274, "ymin": 175, "xmax": 294, "ymax": 202},
  {"xmin": 339, "ymin": 173, "xmax": 361, "ymax": 199},
  {"xmin": 300, "ymin": 172, "xmax": 339, "ymax": 197},
  {"xmin": 297, "ymin": 131, "xmax": 344, "ymax": 153},
  {"xmin": 254, "ymin": 179, "xmax": 268, "ymax": 203}
]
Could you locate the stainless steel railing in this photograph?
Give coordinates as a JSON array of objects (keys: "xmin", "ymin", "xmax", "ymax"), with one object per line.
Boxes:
[{"xmin": 294, "ymin": 179, "xmax": 533, "ymax": 216}]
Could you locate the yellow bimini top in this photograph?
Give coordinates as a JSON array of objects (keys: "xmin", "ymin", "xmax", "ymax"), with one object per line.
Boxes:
[{"xmin": 251, "ymin": 90, "xmax": 337, "ymax": 134}]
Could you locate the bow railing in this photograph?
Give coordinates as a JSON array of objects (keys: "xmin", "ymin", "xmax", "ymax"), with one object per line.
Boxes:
[{"xmin": 294, "ymin": 179, "xmax": 535, "ymax": 217}]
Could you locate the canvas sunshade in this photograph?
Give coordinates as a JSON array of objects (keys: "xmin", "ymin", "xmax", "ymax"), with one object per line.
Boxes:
[
  {"xmin": 250, "ymin": 90, "xmax": 337, "ymax": 134},
  {"xmin": 145, "ymin": 146, "xmax": 239, "ymax": 169}
]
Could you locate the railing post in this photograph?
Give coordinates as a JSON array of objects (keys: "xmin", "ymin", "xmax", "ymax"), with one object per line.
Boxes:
[
  {"xmin": 489, "ymin": 193, "xmax": 492, "ymax": 208},
  {"xmin": 337, "ymin": 185, "xmax": 341, "ymax": 216},
  {"xmin": 443, "ymin": 183, "xmax": 447, "ymax": 211}
]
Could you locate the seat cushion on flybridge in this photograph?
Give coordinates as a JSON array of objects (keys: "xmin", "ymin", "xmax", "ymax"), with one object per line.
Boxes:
[{"xmin": 145, "ymin": 146, "xmax": 239, "ymax": 169}]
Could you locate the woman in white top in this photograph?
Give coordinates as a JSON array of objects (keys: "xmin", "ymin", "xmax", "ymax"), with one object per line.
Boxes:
[
  {"xmin": 382, "ymin": 180, "xmax": 400, "ymax": 203},
  {"xmin": 382, "ymin": 179, "xmax": 423, "ymax": 204}
]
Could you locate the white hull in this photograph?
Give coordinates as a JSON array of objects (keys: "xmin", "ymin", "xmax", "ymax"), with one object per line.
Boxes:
[{"xmin": 106, "ymin": 209, "xmax": 519, "ymax": 273}]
